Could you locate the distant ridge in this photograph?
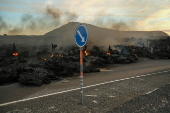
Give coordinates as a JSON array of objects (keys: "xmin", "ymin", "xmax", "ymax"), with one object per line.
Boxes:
[
  {"xmin": 0, "ymin": 22, "xmax": 168, "ymax": 47},
  {"xmin": 44, "ymin": 22, "xmax": 169, "ymax": 38},
  {"xmin": 44, "ymin": 22, "xmax": 169, "ymax": 46}
]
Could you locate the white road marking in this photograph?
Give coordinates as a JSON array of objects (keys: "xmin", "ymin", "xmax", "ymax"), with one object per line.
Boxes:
[
  {"xmin": 146, "ymin": 74, "xmax": 151, "ymax": 75},
  {"xmin": 124, "ymin": 78, "xmax": 130, "ymax": 80},
  {"xmin": 114, "ymin": 80, "xmax": 121, "ymax": 82},
  {"xmin": 163, "ymin": 71, "xmax": 168, "ymax": 73},
  {"xmin": 108, "ymin": 96, "xmax": 115, "ymax": 98},
  {"xmin": 152, "ymin": 73, "xmax": 157, "ymax": 75},
  {"xmin": 48, "ymin": 106, "xmax": 55, "ymax": 109},
  {"xmin": 119, "ymin": 79, "xmax": 127, "ymax": 81},
  {"xmin": 93, "ymin": 100, "xmax": 98, "ymax": 103},
  {"xmin": 85, "ymin": 95, "xmax": 97, "ymax": 97},
  {"xmin": 1, "ymin": 69, "xmax": 169, "ymax": 107},
  {"xmin": 135, "ymin": 77, "xmax": 144, "ymax": 80},
  {"xmin": 0, "ymin": 87, "xmax": 80, "ymax": 106},
  {"xmin": 140, "ymin": 75, "xmax": 146, "ymax": 77},
  {"xmin": 158, "ymin": 72, "xmax": 163, "ymax": 74},
  {"xmin": 146, "ymin": 88, "xmax": 159, "ymax": 94}
]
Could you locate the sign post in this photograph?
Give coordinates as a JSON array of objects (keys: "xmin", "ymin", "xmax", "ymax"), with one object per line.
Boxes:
[
  {"xmin": 79, "ymin": 47, "xmax": 83, "ymax": 104},
  {"xmin": 75, "ymin": 24, "xmax": 88, "ymax": 104}
]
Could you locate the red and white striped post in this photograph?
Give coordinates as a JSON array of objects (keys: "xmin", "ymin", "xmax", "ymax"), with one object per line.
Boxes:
[{"xmin": 79, "ymin": 47, "xmax": 84, "ymax": 104}]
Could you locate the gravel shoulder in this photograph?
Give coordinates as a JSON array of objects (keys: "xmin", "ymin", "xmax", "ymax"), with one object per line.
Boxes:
[{"xmin": 110, "ymin": 83, "xmax": 170, "ymax": 113}]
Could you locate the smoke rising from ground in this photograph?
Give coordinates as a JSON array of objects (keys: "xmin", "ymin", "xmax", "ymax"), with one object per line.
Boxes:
[
  {"xmin": 0, "ymin": 5, "xmax": 78, "ymax": 35},
  {"xmin": 0, "ymin": 16, "xmax": 8, "ymax": 33},
  {"xmin": 0, "ymin": 4, "xmax": 135, "ymax": 36},
  {"xmin": 21, "ymin": 14, "xmax": 33, "ymax": 23},
  {"xmin": 111, "ymin": 21, "xmax": 130, "ymax": 31},
  {"xmin": 45, "ymin": 5, "xmax": 78, "ymax": 23},
  {"xmin": 93, "ymin": 16, "xmax": 135, "ymax": 31},
  {"xmin": 46, "ymin": 6, "xmax": 62, "ymax": 19}
]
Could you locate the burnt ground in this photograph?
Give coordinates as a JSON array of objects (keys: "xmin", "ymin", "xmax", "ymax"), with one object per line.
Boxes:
[{"xmin": 0, "ymin": 70, "xmax": 170, "ymax": 113}]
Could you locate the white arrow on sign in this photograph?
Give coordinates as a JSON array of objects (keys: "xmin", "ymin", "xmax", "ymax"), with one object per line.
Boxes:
[{"xmin": 77, "ymin": 30, "xmax": 85, "ymax": 42}]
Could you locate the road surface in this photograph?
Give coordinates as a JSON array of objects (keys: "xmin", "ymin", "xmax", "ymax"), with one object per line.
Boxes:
[{"xmin": 0, "ymin": 58, "xmax": 170, "ymax": 112}]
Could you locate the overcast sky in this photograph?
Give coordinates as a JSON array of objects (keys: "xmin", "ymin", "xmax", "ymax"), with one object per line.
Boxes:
[{"xmin": 0, "ymin": 0, "xmax": 170, "ymax": 35}]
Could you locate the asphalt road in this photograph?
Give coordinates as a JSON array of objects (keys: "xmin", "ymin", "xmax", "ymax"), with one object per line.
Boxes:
[{"xmin": 0, "ymin": 58, "xmax": 170, "ymax": 112}]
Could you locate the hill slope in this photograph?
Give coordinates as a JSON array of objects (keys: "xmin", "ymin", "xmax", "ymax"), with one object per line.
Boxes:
[{"xmin": 44, "ymin": 22, "xmax": 169, "ymax": 47}]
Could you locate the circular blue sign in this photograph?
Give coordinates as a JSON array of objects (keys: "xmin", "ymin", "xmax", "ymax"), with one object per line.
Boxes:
[{"xmin": 75, "ymin": 24, "xmax": 88, "ymax": 47}]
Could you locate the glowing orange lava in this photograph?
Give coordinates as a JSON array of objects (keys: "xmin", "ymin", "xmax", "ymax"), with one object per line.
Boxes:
[
  {"xmin": 51, "ymin": 54, "xmax": 55, "ymax": 57},
  {"xmin": 84, "ymin": 50, "xmax": 90, "ymax": 56},
  {"xmin": 135, "ymin": 54, "xmax": 138, "ymax": 58},
  {"xmin": 41, "ymin": 58, "xmax": 47, "ymax": 61},
  {"xmin": 106, "ymin": 52, "xmax": 110, "ymax": 55},
  {"xmin": 56, "ymin": 55, "xmax": 63, "ymax": 57},
  {"xmin": 13, "ymin": 53, "xmax": 19, "ymax": 56}
]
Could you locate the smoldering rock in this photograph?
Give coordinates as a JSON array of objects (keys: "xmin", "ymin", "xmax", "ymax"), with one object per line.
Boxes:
[
  {"xmin": 46, "ymin": 71, "xmax": 60, "ymax": 80},
  {"xmin": 83, "ymin": 66, "xmax": 100, "ymax": 73},
  {"xmin": 19, "ymin": 73, "xmax": 51, "ymax": 86},
  {"xmin": 0, "ymin": 69, "xmax": 18, "ymax": 85},
  {"xmin": 0, "ymin": 57, "xmax": 26, "ymax": 85},
  {"xmin": 17, "ymin": 64, "xmax": 52, "ymax": 86},
  {"xmin": 149, "ymin": 37, "xmax": 170, "ymax": 59},
  {"xmin": 45, "ymin": 57, "xmax": 77, "ymax": 77},
  {"xmin": 85, "ymin": 56, "xmax": 107, "ymax": 67}
]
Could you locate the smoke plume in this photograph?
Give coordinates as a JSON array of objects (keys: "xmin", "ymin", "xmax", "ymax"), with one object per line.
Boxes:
[
  {"xmin": 111, "ymin": 21, "xmax": 130, "ymax": 31},
  {"xmin": 93, "ymin": 15, "xmax": 135, "ymax": 31},
  {"xmin": 46, "ymin": 6, "xmax": 62, "ymax": 19},
  {"xmin": 65, "ymin": 12, "xmax": 78, "ymax": 22},
  {"xmin": 8, "ymin": 27, "xmax": 22, "ymax": 35},
  {"xmin": 0, "ymin": 5, "xmax": 78, "ymax": 35},
  {"xmin": 0, "ymin": 16, "xmax": 8, "ymax": 33},
  {"xmin": 21, "ymin": 14, "xmax": 33, "ymax": 23}
]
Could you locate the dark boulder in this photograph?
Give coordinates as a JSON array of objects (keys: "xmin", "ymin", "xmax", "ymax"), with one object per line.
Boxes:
[
  {"xmin": 18, "ymin": 72, "xmax": 51, "ymax": 86},
  {"xmin": 0, "ymin": 70, "xmax": 18, "ymax": 85},
  {"xmin": 83, "ymin": 66, "xmax": 100, "ymax": 73}
]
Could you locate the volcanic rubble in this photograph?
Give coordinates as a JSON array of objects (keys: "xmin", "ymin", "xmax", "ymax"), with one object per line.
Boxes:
[{"xmin": 0, "ymin": 37, "xmax": 170, "ymax": 86}]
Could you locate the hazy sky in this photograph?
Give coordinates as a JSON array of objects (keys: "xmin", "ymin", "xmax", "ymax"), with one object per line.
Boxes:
[{"xmin": 0, "ymin": 0, "xmax": 170, "ymax": 35}]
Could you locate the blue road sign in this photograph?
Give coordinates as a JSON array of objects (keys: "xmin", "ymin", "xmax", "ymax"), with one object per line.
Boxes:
[{"xmin": 75, "ymin": 24, "xmax": 88, "ymax": 47}]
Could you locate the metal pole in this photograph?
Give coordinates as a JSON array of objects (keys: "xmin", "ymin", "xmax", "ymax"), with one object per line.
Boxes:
[{"xmin": 79, "ymin": 47, "xmax": 83, "ymax": 104}]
